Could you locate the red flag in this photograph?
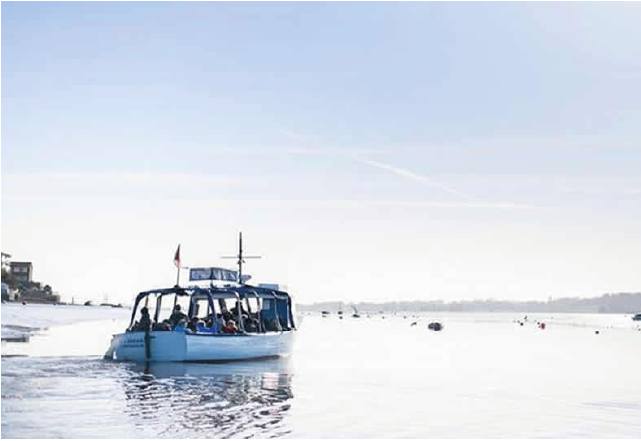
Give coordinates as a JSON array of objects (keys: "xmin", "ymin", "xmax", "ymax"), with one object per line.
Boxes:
[{"xmin": 174, "ymin": 244, "xmax": 181, "ymax": 268}]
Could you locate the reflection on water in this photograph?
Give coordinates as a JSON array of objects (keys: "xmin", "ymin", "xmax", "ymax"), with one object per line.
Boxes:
[
  {"xmin": 1, "ymin": 356, "xmax": 294, "ymax": 438},
  {"xmin": 122, "ymin": 360, "xmax": 294, "ymax": 438}
]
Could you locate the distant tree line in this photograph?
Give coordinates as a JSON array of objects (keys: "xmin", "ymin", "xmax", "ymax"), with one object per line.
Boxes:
[{"xmin": 297, "ymin": 292, "xmax": 641, "ymax": 314}]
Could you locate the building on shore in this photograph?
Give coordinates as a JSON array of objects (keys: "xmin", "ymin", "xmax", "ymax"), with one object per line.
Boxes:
[
  {"xmin": 10, "ymin": 261, "xmax": 33, "ymax": 284},
  {"xmin": 2, "ymin": 256, "xmax": 61, "ymax": 304}
]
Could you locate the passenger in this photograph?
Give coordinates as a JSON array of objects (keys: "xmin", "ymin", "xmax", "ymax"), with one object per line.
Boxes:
[
  {"xmin": 187, "ymin": 316, "xmax": 199, "ymax": 332},
  {"xmin": 153, "ymin": 320, "xmax": 172, "ymax": 331},
  {"xmin": 245, "ymin": 317, "xmax": 259, "ymax": 332},
  {"xmin": 222, "ymin": 320, "xmax": 238, "ymax": 334},
  {"xmin": 231, "ymin": 303, "xmax": 248, "ymax": 317},
  {"xmin": 215, "ymin": 313, "xmax": 225, "ymax": 330},
  {"xmin": 136, "ymin": 307, "xmax": 151, "ymax": 332},
  {"xmin": 169, "ymin": 304, "xmax": 188, "ymax": 327}
]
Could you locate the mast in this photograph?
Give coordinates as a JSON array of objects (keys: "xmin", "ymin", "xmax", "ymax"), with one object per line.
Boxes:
[{"xmin": 222, "ymin": 232, "xmax": 260, "ymax": 284}]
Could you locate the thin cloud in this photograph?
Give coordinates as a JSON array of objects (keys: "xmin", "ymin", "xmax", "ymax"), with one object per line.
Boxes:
[{"xmin": 1, "ymin": 171, "xmax": 253, "ymax": 201}]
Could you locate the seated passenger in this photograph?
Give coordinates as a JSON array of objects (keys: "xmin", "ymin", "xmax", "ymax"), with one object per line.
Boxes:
[
  {"xmin": 231, "ymin": 303, "xmax": 248, "ymax": 317},
  {"xmin": 152, "ymin": 320, "xmax": 172, "ymax": 331},
  {"xmin": 244, "ymin": 317, "xmax": 259, "ymax": 332},
  {"xmin": 187, "ymin": 316, "xmax": 199, "ymax": 332},
  {"xmin": 197, "ymin": 322, "xmax": 213, "ymax": 333},
  {"xmin": 134, "ymin": 307, "xmax": 151, "ymax": 332},
  {"xmin": 222, "ymin": 320, "xmax": 238, "ymax": 334},
  {"xmin": 169, "ymin": 304, "xmax": 188, "ymax": 328},
  {"xmin": 215, "ymin": 313, "xmax": 225, "ymax": 330}
]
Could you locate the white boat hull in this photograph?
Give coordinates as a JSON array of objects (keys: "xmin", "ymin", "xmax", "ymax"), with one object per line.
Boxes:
[{"xmin": 104, "ymin": 330, "xmax": 295, "ymax": 362}]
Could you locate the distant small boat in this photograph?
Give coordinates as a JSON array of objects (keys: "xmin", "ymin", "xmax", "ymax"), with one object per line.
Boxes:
[
  {"xmin": 351, "ymin": 305, "xmax": 360, "ymax": 318},
  {"xmin": 632, "ymin": 313, "xmax": 641, "ymax": 321}
]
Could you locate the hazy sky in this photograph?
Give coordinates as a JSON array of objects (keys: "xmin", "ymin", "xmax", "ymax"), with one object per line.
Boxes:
[{"xmin": 2, "ymin": 2, "xmax": 640, "ymax": 305}]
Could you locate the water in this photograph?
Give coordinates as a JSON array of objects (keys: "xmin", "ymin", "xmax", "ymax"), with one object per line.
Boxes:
[{"xmin": 2, "ymin": 304, "xmax": 641, "ymax": 438}]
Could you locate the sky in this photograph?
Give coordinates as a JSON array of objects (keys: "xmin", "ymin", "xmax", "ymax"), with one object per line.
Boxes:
[{"xmin": 2, "ymin": 2, "xmax": 641, "ymax": 305}]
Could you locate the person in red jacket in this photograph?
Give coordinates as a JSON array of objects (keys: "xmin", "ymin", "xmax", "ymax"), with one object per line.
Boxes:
[{"xmin": 222, "ymin": 320, "xmax": 238, "ymax": 334}]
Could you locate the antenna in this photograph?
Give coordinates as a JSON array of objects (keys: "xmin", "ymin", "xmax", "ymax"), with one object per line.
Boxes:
[{"xmin": 221, "ymin": 231, "xmax": 261, "ymax": 284}]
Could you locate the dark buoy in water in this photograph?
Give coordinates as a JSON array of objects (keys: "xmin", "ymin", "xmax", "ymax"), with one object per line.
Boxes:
[
  {"xmin": 595, "ymin": 330, "xmax": 600, "ymax": 335},
  {"xmin": 22, "ymin": 301, "xmax": 27, "ymax": 305},
  {"xmin": 519, "ymin": 321, "xmax": 524, "ymax": 326},
  {"xmin": 539, "ymin": 322, "xmax": 546, "ymax": 330},
  {"xmin": 428, "ymin": 322, "xmax": 443, "ymax": 331},
  {"xmin": 410, "ymin": 322, "xmax": 417, "ymax": 327}
]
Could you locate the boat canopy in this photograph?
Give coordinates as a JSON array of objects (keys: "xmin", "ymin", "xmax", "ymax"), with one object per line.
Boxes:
[{"xmin": 128, "ymin": 284, "xmax": 295, "ymax": 332}]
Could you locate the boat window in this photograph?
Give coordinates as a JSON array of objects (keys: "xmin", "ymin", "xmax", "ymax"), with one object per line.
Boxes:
[
  {"xmin": 218, "ymin": 298, "xmax": 232, "ymax": 313},
  {"xmin": 245, "ymin": 297, "xmax": 259, "ymax": 314},
  {"xmin": 156, "ymin": 294, "xmax": 190, "ymax": 323},
  {"xmin": 276, "ymin": 298, "xmax": 290, "ymax": 329},
  {"xmin": 260, "ymin": 298, "xmax": 281, "ymax": 331},
  {"xmin": 192, "ymin": 298, "xmax": 212, "ymax": 319}
]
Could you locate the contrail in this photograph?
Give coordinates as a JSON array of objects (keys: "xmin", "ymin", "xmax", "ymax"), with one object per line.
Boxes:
[
  {"xmin": 356, "ymin": 157, "xmax": 478, "ymax": 201},
  {"xmin": 279, "ymin": 129, "xmax": 527, "ymax": 205}
]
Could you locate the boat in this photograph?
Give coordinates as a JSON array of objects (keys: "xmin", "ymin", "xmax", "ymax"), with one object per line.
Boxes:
[
  {"xmin": 104, "ymin": 233, "xmax": 297, "ymax": 363},
  {"xmin": 351, "ymin": 305, "xmax": 360, "ymax": 318},
  {"xmin": 632, "ymin": 313, "xmax": 641, "ymax": 321},
  {"xmin": 104, "ymin": 285, "xmax": 297, "ymax": 362}
]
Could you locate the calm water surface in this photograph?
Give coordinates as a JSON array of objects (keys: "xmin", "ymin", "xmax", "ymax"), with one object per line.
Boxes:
[{"xmin": 2, "ymin": 304, "xmax": 641, "ymax": 438}]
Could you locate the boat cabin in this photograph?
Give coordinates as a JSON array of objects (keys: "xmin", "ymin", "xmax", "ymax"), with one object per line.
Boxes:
[{"xmin": 127, "ymin": 285, "xmax": 296, "ymax": 334}]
